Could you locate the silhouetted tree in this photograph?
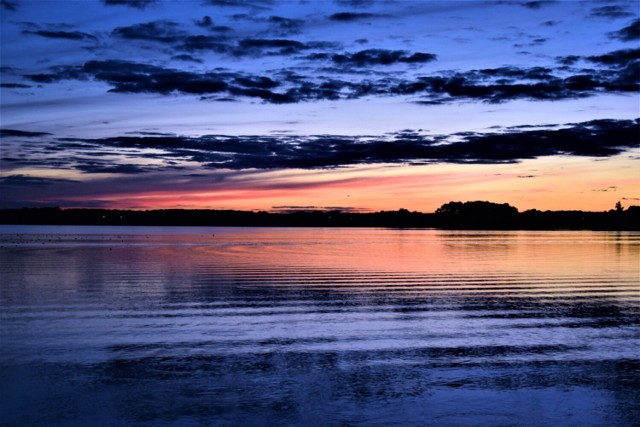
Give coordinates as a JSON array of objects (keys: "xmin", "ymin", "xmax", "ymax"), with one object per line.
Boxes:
[
  {"xmin": 615, "ymin": 201, "xmax": 624, "ymax": 212},
  {"xmin": 435, "ymin": 201, "xmax": 519, "ymax": 229}
]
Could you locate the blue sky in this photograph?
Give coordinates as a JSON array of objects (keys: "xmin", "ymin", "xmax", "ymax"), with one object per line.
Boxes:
[{"xmin": 0, "ymin": 0, "xmax": 638, "ymax": 211}]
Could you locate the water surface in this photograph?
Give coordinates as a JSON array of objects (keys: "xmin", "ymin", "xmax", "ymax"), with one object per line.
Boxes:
[{"xmin": 1, "ymin": 227, "xmax": 638, "ymax": 426}]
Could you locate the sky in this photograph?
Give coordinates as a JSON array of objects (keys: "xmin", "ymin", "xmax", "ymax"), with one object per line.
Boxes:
[{"xmin": 0, "ymin": 0, "xmax": 638, "ymax": 212}]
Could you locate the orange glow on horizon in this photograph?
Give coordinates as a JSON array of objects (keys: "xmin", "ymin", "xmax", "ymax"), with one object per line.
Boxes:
[{"xmin": 50, "ymin": 152, "xmax": 640, "ymax": 213}]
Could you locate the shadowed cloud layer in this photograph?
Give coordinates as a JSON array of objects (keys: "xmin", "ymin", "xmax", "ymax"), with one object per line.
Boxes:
[
  {"xmin": 2, "ymin": 119, "xmax": 637, "ymax": 175},
  {"xmin": 22, "ymin": 47, "xmax": 639, "ymax": 104}
]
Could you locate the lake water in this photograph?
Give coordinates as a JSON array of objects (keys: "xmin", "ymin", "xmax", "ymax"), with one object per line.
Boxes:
[{"xmin": 1, "ymin": 226, "xmax": 638, "ymax": 426}]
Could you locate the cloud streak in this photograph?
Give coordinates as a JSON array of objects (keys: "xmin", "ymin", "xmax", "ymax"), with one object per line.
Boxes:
[
  {"xmin": 589, "ymin": 5, "xmax": 634, "ymax": 19},
  {"xmin": 0, "ymin": 129, "xmax": 53, "ymax": 137},
  {"xmin": 102, "ymin": 0, "xmax": 157, "ymax": 9},
  {"xmin": 24, "ymin": 30, "xmax": 98, "ymax": 42},
  {"xmin": 3, "ymin": 119, "xmax": 637, "ymax": 175},
  {"xmin": 328, "ymin": 12, "xmax": 386, "ymax": 22}
]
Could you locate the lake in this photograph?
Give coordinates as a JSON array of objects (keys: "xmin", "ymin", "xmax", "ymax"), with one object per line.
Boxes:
[{"xmin": 1, "ymin": 226, "xmax": 638, "ymax": 426}]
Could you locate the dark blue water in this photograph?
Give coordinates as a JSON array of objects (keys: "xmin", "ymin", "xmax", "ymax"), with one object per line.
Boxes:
[{"xmin": 1, "ymin": 227, "xmax": 638, "ymax": 426}]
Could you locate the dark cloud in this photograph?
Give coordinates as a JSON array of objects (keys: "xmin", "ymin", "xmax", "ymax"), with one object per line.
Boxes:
[
  {"xmin": 0, "ymin": 66, "xmax": 19, "ymax": 73},
  {"xmin": 556, "ymin": 55, "xmax": 580, "ymax": 66},
  {"xmin": 125, "ymin": 131, "xmax": 177, "ymax": 136},
  {"xmin": 112, "ymin": 20, "xmax": 184, "ymax": 43},
  {"xmin": 89, "ymin": 60, "xmax": 229, "ymax": 95},
  {"xmin": 238, "ymin": 38, "xmax": 308, "ymax": 55},
  {"xmin": 316, "ymin": 49, "xmax": 437, "ymax": 67},
  {"xmin": 22, "ymin": 60, "xmax": 287, "ymax": 100},
  {"xmin": 1, "ymin": 0, "xmax": 18, "ymax": 11},
  {"xmin": 402, "ymin": 59, "xmax": 638, "ymax": 103},
  {"xmin": 521, "ymin": 1, "xmax": 557, "ymax": 10},
  {"xmin": 0, "ymin": 129, "xmax": 52, "ymax": 138},
  {"xmin": 267, "ymin": 16, "xmax": 304, "ymax": 36},
  {"xmin": 119, "ymin": 117, "xmax": 637, "ymax": 167},
  {"xmin": 196, "ymin": 16, "xmax": 213, "ymax": 27},
  {"xmin": 24, "ymin": 30, "xmax": 97, "ymax": 42},
  {"xmin": 334, "ymin": 0, "xmax": 374, "ymax": 8},
  {"xmin": 477, "ymin": 66, "xmax": 554, "ymax": 80},
  {"xmin": 180, "ymin": 35, "xmax": 231, "ymax": 53},
  {"xmin": 0, "ymin": 175, "xmax": 77, "ymax": 187},
  {"xmin": 233, "ymin": 76, "xmax": 279, "ymax": 89},
  {"xmin": 172, "ymin": 54, "xmax": 203, "ymax": 63},
  {"xmin": 589, "ymin": 5, "xmax": 634, "ymax": 19},
  {"xmin": 12, "ymin": 118, "xmax": 634, "ymax": 173},
  {"xmin": 232, "ymin": 38, "xmax": 339, "ymax": 56},
  {"xmin": 586, "ymin": 48, "xmax": 639, "ymax": 67},
  {"xmin": 272, "ymin": 205, "xmax": 320, "ymax": 210},
  {"xmin": 0, "ymin": 83, "xmax": 31, "ymax": 88},
  {"xmin": 329, "ymin": 12, "xmax": 384, "ymax": 22},
  {"xmin": 108, "ymin": 19, "xmax": 328, "ymax": 57},
  {"xmin": 182, "ymin": 35, "xmax": 326, "ymax": 56},
  {"xmin": 230, "ymin": 13, "xmax": 251, "ymax": 21},
  {"xmin": 609, "ymin": 19, "xmax": 640, "ymax": 41},
  {"xmin": 271, "ymin": 205, "xmax": 368, "ymax": 213},
  {"xmin": 195, "ymin": 15, "xmax": 233, "ymax": 32},
  {"xmin": 210, "ymin": 25, "xmax": 233, "ymax": 33},
  {"xmin": 0, "ymin": 174, "xmax": 109, "ymax": 209},
  {"xmin": 23, "ymin": 60, "xmax": 226, "ymax": 94},
  {"xmin": 21, "ymin": 46, "xmax": 639, "ymax": 104},
  {"xmin": 1, "ymin": 119, "xmax": 636, "ymax": 207},
  {"xmin": 205, "ymin": 0, "xmax": 243, "ymax": 5},
  {"xmin": 203, "ymin": 0, "xmax": 273, "ymax": 11},
  {"xmin": 75, "ymin": 162, "xmax": 150, "ymax": 174},
  {"xmin": 102, "ymin": 0, "xmax": 157, "ymax": 9}
]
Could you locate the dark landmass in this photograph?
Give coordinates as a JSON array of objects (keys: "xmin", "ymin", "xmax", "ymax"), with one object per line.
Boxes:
[{"xmin": 0, "ymin": 201, "xmax": 638, "ymax": 230}]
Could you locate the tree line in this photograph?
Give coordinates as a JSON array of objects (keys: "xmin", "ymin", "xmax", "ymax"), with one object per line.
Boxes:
[{"xmin": 0, "ymin": 201, "xmax": 638, "ymax": 230}]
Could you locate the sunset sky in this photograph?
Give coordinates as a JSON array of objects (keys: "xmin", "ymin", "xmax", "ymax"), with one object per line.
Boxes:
[{"xmin": 1, "ymin": 0, "xmax": 638, "ymax": 212}]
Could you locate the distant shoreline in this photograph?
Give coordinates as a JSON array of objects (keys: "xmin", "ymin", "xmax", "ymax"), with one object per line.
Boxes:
[{"xmin": 1, "ymin": 201, "xmax": 638, "ymax": 231}]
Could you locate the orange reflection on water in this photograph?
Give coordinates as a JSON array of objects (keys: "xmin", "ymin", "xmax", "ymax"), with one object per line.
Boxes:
[{"xmin": 205, "ymin": 229, "xmax": 636, "ymax": 270}]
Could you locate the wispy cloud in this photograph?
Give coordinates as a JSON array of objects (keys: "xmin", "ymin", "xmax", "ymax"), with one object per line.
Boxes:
[
  {"xmin": 0, "ymin": 129, "xmax": 53, "ymax": 137},
  {"xmin": 202, "ymin": 0, "xmax": 273, "ymax": 12},
  {"xmin": 589, "ymin": 5, "xmax": 634, "ymax": 19},
  {"xmin": 102, "ymin": 0, "xmax": 158, "ymax": 9},
  {"xmin": 24, "ymin": 29, "xmax": 98, "ymax": 42}
]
